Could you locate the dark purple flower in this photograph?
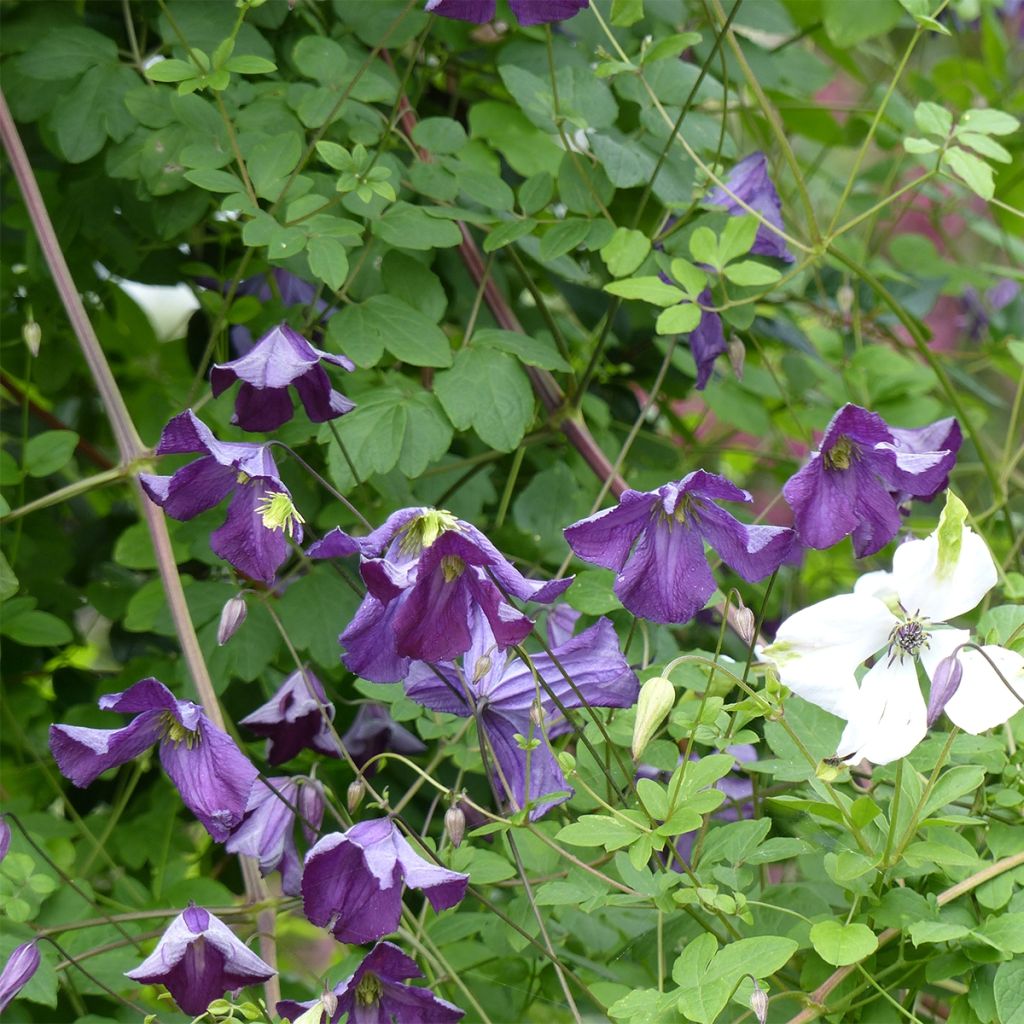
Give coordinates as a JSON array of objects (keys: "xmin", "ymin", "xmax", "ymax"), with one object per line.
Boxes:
[
  {"xmin": 49, "ymin": 678, "xmax": 258, "ymax": 842},
  {"xmin": 225, "ymin": 777, "xmax": 324, "ymax": 896},
  {"xmin": 689, "ymin": 290, "xmax": 727, "ymax": 390},
  {"xmin": 140, "ymin": 410, "xmax": 303, "ymax": 584},
  {"xmin": 781, "ymin": 404, "xmax": 961, "ymax": 557},
  {"xmin": 704, "ymin": 152, "xmax": 794, "ymax": 262},
  {"xmin": 278, "ymin": 941, "xmax": 464, "ymax": 1024},
  {"xmin": 0, "ymin": 941, "xmax": 40, "ymax": 1012},
  {"xmin": 341, "ymin": 703, "xmax": 426, "ymax": 775},
  {"xmin": 308, "ymin": 508, "xmax": 572, "ymax": 682},
  {"xmin": 425, "ymin": 0, "xmax": 588, "ymax": 26},
  {"xmin": 0, "ymin": 816, "xmax": 10, "ymax": 864},
  {"xmin": 239, "ymin": 668, "xmax": 341, "ymax": 766},
  {"xmin": 564, "ymin": 471, "xmax": 794, "ymax": 625},
  {"xmin": 405, "ymin": 611, "xmax": 638, "ymax": 819},
  {"xmin": 210, "ymin": 323, "xmax": 354, "ymax": 433},
  {"xmin": 302, "ymin": 818, "xmax": 468, "ymax": 944},
  {"xmin": 125, "ymin": 905, "xmax": 275, "ymax": 1016}
]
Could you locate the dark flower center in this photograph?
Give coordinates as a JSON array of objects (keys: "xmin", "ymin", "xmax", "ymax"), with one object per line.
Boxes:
[
  {"xmin": 823, "ymin": 435, "xmax": 858, "ymax": 471},
  {"xmin": 355, "ymin": 972, "xmax": 382, "ymax": 1007},
  {"xmin": 887, "ymin": 614, "xmax": 931, "ymax": 665}
]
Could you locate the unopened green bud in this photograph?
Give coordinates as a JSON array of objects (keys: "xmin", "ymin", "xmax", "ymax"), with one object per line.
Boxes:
[
  {"xmin": 22, "ymin": 320, "xmax": 41, "ymax": 357},
  {"xmin": 631, "ymin": 675, "xmax": 675, "ymax": 760},
  {"xmin": 347, "ymin": 779, "xmax": 365, "ymax": 814}
]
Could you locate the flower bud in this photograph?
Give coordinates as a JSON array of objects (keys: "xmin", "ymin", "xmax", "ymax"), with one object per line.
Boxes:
[
  {"xmin": 727, "ymin": 335, "xmax": 745, "ymax": 380},
  {"xmin": 837, "ymin": 283, "xmax": 854, "ymax": 315},
  {"xmin": 926, "ymin": 651, "xmax": 963, "ymax": 727},
  {"xmin": 444, "ymin": 805, "xmax": 466, "ymax": 849},
  {"xmin": 217, "ymin": 594, "xmax": 247, "ymax": 646},
  {"xmin": 631, "ymin": 675, "xmax": 675, "ymax": 761},
  {"xmin": 732, "ymin": 603, "xmax": 756, "ymax": 646},
  {"xmin": 0, "ymin": 941, "xmax": 40, "ymax": 1012},
  {"xmin": 0, "ymin": 816, "xmax": 9, "ymax": 864},
  {"xmin": 749, "ymin": 978, "xmax": 769, "ymax": 1024},
  {"xmin": 322, "ymin": 988, "xmax": 338, "ymax": 1019},
  {"xmin": 22, "ymin": 320, "xmax": 41, "ymax": 357},
  {"xmin": 346, "ymin": 779, "xmax": 365, "ymax": 815},
  {"xmin": 529, "ymin": 698, "xmax": 545, "ymax": 728}
]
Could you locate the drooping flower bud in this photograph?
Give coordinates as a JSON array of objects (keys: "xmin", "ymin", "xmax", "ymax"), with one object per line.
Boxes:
[
  {"xmin": 22, "ymin": 320, "xmax": 41, "ymax": 357},
  {"xmin": 444, "ymin": 805, "xmax": 466, "ymax": 849},
  {"xmin": 732, "ymin": 600, "xmax": 756, "ymax": 646},
  {"xmin": 0, "ymin": 941, "xmax": 41, "ymax": 1013},
  {"xmin": 217, "ymin": 594, "xmax": 248, "ymax": 646},
  {"xmin": 321, "ymin": 987, "xmax": 338, "ymax": 1019},
  {"xmin": 926, "ymin": 651, "xmax": 963, "ymax": 727},
  {"xmin": 631, "ymin": 676, "xmax": 675, "ymax": 760},
  {"xmin": 0, "ymin": 816, "xmax": 10, "ymax": 864},
  {"xmin": 749, "ymin": 978, "xmax": 769, "ymax": 1024},
  {"xmin": 347, "ymin": 779, "xmax": 366, "ymax": 815},
  {"xmin": 727, "ymin": 335, "xmax": 745, "ymax": 380}
]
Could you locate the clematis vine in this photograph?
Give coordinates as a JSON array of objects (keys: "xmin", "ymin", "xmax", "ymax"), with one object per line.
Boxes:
[
  {"xmin": 302, "ymin": 818, "xmax": 469, "ymax": 944},
  {"xmin": 211, "ymin": 322, "xmax": 355, "ymax": 433},
  {"xmin": 277, "ymin": 942, "xmax": 464, "ymax": 1024},
  {"xmin": 761, "ymin": 495, "xmax": 1024, "ymax": 765},
  {"xmin": 404, "ymin": 609, "xmax": 639, "ymax": 819},
  {"xmin": 239, "ymin": 667, "xmax": 341, "ymax": 765},
  {"xmin": 782, "ymin": 404, "xmax": 961, "ymax": 557},
  {"xmin": 341, "ymin": 702, "xmax": 427, "ymax": 774},
  {"xmin": 425, "ymin": 0, "xmax": 589, "ymax": 26},
  {"xmin": 140, "ymin": 410, "xmax": 304, "ymax": 583},
  {"xmin": 49, "ymin": 678, "xmax": 258, "ymax": 842},
  {"xmin": 564, "ymin": 471, "xmax": 794, "ymax": 624},
  {"xmin": 225, "ymin": 776, "xmax": 325, "ymax": 896},
  {"xmin": 125, "ymin": 905, "xmax": 275, "ymax": 1016},
  {"xmin": 308, "ymin": 507, "xmax": 572, "ymax": 682}
]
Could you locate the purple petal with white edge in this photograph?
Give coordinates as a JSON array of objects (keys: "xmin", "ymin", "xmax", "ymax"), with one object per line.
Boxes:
[
  {"xmin": 210, "ymin": 479, "xmax": 294, "ymax": 584},
  {"xmin": 98, "ymin": 677, "xmax": 195, "ymax": 718},
  {"xmin": 341, "ymin": 595, "xmax": 410, "ymax": 684},
  {"xmin": 424, "ymin": 0, "xmax": 495, "ymax": 21},
  {"xmin": 0, "ymin": 941, "xmax": 40, "ymax": 1013},
  {"xmin": 239, "ymin": 667, "xmax": 337, "ymax": 765},
  {"xmin": 674, "ymin": 470, "xmax": 752, "ymax": 506},
  {"xmin": 698, "ymin": 508, "xmax": 795, "ymax": 581},
  {"xmin": 615, "ymin": 516, "xmax": 715, "ymax": 625},
  {"xmin": 391, "ymin": 830, "xmax": 469, "ymax": 911},
  {"xmin": 688, "ymin": 297, "xmax": 727, "ymax": 391},
  {"xmin": 942, "ymin": 645, "xmax": 1024, "ymax": 734},
  {"xmin": 49, "ymin": 712, "xmax": 166, "ymax": 788},
  {"xmin": 293, "ymin": 365, "xmax": 356, "ymax": 423},
  {"xmin": 889, "ymin": 417, "xmax": 962, "ymax": 503},
  {"xmin": 152, "ymin": 409, "xmax": 218, "ymax": 456},
  {"xmin": 510, "ymin": 0, "xmax": 589, "ymax": 24},
  {"xmin": 159, "ymin": 717, "xmax": 258, "ymax": 841},
  {"xmin": 563, "ymin": 489, "xmax": 658, "ymax": 571},
  {"xmin": 230, "ymin": 381, "xmax": 296, "ymax": 433},
  {"xmin": 458, "ymin": 521, "xmax": 572, "ymax": 603},
  {"xmin": 874, "ymin": 443, "xmax": 958, "ymax": 503},
  {"xmin": 211, "ymin": 323, "xmax": 321, "ymax": 392},
  {"xmin": 141, "ymin": 456, "xmax": 236, "ymax": 521},
  {"xmin": 224, "ymin": 777, "xmax": 298, "ymax": 878}
]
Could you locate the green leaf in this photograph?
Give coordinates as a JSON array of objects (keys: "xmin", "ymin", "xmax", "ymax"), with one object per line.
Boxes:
[
  {"xmin": 566, "ymin": 569, "xmax": 620, "ymax": 615},
  {"xmin": 601, "ymin": 227, "xmax": 651, "ymax": 278},
  {"xmin": 372, "ymin": 202, "xmax": 463, "ymax": 250},
  {"xmin": 540, "ymin": 218, "xmax": 592, "ymax": 261},
  {"xmin": 656, "ymin": 304, "xmax": 702, "ymax": 335},
  {"xmin": 688, "ymin": 227, "xmax": 719, "ymax": 269},
  {"xmin": 381, "ymin": 251, "xmax": 447, "ymax": 322},
  {"xmin": 718, "ymin": 215, "xmax": 759, "ymax": 265},
  {"xmin": 114, "ymin": 522, "xmax": 191, "ymax": 569},
  {"xmin": 307, "ymin": 236, "xmax": 349, "ymax": 292},
  {"xmin": 329, "ymin": 295, "xmax": 452, "ymax": 368},
  {"xmin": 908, "ymin": 920, "xmax": 971, "ymax": 946},
  {"xmin": 292, "ymin": 35, "xmax": 349, "ymax": 84},
  {"xmin": 24, "ymin": 431, "xmax": 78, "ymax": 477},
  {"xmin": 145, "ymin": 59, "xmax": 199, "ymax": 84},
  {"xmin": 184, "ymin": 168, "xmax": 246, "ymax": 193},
  {"xmin": 222, "ymin": 55, "xmax": 277, "ymax": 74},
  {"xmin": 914, "ymin": 101, "xmax": 953, "ymax": 138},
  {"xmin": 604, "ymin": 276, "xmax": 685, "ymax": 307},
  {"xmin": 994, "ymin": 960, "xmax": 1024, "ymax": 1024},
  {"xmin": 668, "ymin": 259, "xmax": 707, "ymax": 298},
  {"xmin": 412, "ymin": 117, "xmax": 468, "ymax": 155},
  {"xmin": 904, "ymin": 137, "xmax": 940, "ymax": 154},
  {"xmin": 592, "ymin": 131, "xmax": 657, "ymax": 188},
  {"xmin": 722, "ymin": 261, "xmax": 782, "ymax": 287},
  {"xmin": 610, "ymin": 0, "xmax": 645, "ymax": 27},
  {"xmin": 914, "ymin": 14, "xmax": 951, "ymax": 34},
  {"xmin": 822, "ymin": 0, "xmax": 904, "ymax": 47},
  {"xmin": 936, "ymin": 489, "xmax": 968, "ymax": 577},
  {"xmin": 976, "ymin": 913, "xmax": 1024, "ymax": 953},
  {"xmin": 958, "ymin": 108, "xmax": 1021, "ymax": 136},
  {"xmin": 51, "ymin": 65, "xmax": 108, "ymax": 163},
  {"xmin": 434, "ymin": 348, "xmax": 534, "ymax": 451},
  {"xmin": 483, "ymin": 219, "xmax": 537, "ymax": 253},
  {"xmin": 248, "ymin": 132, "xmax": 303, "ymax": 200},
  {"xmin": 557, "ymin": 814, "xmax": 643, "ymax": 850},
  {"xmin": 0, "ymin": 610, "xmax": 73, "ymax": 647},
  {"xmin": 519, "ymin": 172, "xmax": 553, "ymax": 214},
  {"xmin": 644, "ymin": 32, "xmax": 702, "ymax": 63},
  {"xmin": 636, "ymin": 778, "xmax": 669, "ymax": 820},
  {"xmin": 0, "ymin": 551, "xmax": 18, "ymax": 601},
  {"xmin": 17, "ymin": 25, "xmax": 118, "ymax": 80},
  {"xmin": 942, "ymin": 147, "xmax": 995, "ymax": 200},
  {"xmin": 473, "ymin": 329, "xmax": 569, "ymax": 371},
  {"xmin": 958, "ymin": 132, "xmax": 1013, "ymax": 163},
  {"xmin": 809, "ymin": 921, "xmax": 878, "ymax": 966}
]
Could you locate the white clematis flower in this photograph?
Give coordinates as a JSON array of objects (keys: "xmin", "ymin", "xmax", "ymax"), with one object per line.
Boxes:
[{"xmin": 761, "ymin": 495, "xmax": 1024, "ymax": 765}]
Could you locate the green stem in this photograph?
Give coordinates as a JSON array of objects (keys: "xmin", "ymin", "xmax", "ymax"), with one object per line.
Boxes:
[{"xmin": 3, "ymin": 464, "xmax": 133, "ymax": 521}]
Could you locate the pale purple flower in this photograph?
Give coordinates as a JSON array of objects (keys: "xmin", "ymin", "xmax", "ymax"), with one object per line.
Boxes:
[
  {"xmin": 308, "ymin": 508, "xmax": 572, "ymax": 682},
  {"xmin": 564, "ymin": 471, "xmax": 794, "ymax": 624},
  {"xmin": 278, "ymin": 942, "xmax": 463, "ymax": 1024},
  {"xmin": 239, "ymin": 668, "xmax": 341, "ymax": 766},
  {"xmin": 782, "ymin": 404, "xmax": 961, "ymax": 557},
  {"xmin": 125, "ymin": 905, "xmax": 275, "ymax": 1016},
  {"xmin": 405, "ymin": 610, "xmax": 638, "ymax": 820},
  {"xmin": 926, "ymin": 652, "xmax": 963, "ymax": 728},
  {"xmin": 211, "ymin": 323, "xmax": 354, "ymax": 433},
  {"xmin": 0, "ymin": 941, "xmax": 40, "ymax": 1013},
  {"xmin": 140, "ymin": 410, "xmax": 303, "ymax": 584},
  {"xmin": 302, "ymin": 819, "xmax": 468, "ymax": 944},
  {"xmin": 50, "ymin": 678, "xmax": 258, "ymax": 842},
  {"xmin": 225, "ymin": 777, "xmax": 324, "ymax": 896},
  {"xmin": 341, "ymin": 703, "xmax": 426, "ymax": 775},
  {"xmin": 425, "ymin": 0, "xmax": 588, "ymax": 26}
]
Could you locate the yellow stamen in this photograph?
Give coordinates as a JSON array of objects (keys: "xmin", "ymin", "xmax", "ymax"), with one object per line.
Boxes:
[{"xmin": 255, "ymin": 492, "xmax": 305, "ymax": 537}]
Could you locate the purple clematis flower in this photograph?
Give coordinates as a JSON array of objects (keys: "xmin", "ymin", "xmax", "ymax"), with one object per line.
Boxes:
[
  {"xmin": 0, "ymin": 816, "xmax": 10, "ymax": 864},
  {"xmin": 278, "ymin": 942, "xmax": 464, "ymax": 1024},
  {"xmin": 564, "ymin": 471, "xmax": 794, "ymax": 625},
  {"xmin": 140, "ymin": 410, "xmax": 304, "ymax": 584},
  {"xmin": 225, "ymin": 777, "xmax": 324, "ymax": 896},
  {"xmin": 341, "ymin": 703, "xmax": 427, "ymax": 775},
  {"xmin": 239, "ymin": 667, "xmax": 341, "ymax": 766},
  {"xmin": 405, "ymin": 611, "xmax": 638, "ymax": 819},
  {"xmin": 125, "ymin": 905, "xmax": 275, "ymax": 1016},
  {"xmin": 210, "ymin": 323, "xmax": 355, "ymax": 433},
  {"xmin": 308, "ymin": 508, "xmax": 572, "ymax": 683},
  {"xmin": 49, "ymin": 678, "xmax": 257, "ymax": 842},
  {"xmin": 0, "ymin": 941, "xmax": 40, "ymax": 1013},
  {"xmin": 781, "ymin": 404, "xmax": 961, "ymax": 557},
  {"xmin": 688, "ymin": 289, "xmax": 728, "ymax": 391},
  {"xmin": 425, "ymin": 0, "xmax": 588, "ymax": 26},
  {"xmin": 302, "ymin": 818, "xmax": 468, "ymax": 945},
  {"xmin": 704, "ymin": 152, "xmax": 794, "ymax": 263}
]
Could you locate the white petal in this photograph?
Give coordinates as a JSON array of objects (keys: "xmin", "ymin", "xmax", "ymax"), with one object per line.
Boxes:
[
  {"xmin": 762, "ymin": 594, "xmax": 895, "ymax": 719},
  {"xmin": 920, "ymin": 628, "xmax": 970, "ymax": 679},
  {"xmin": 892, "ymin": 526, "xmax": 997, "ymax": 622},
  {"xmin": 836, "ymin": 658, "xmax": 927, "ymax": 765},
  {"xmin": 943, "ymin": 645, "xmax": 1024, "ymax": 734},
  {"xmin": 854, "ymin": 570, "xmax": 897, "ymax": 605}
]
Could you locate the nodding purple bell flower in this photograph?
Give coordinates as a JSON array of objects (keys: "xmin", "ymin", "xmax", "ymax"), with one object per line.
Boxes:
[
  {"xmin": 405, "ymin": 610, "xmax": 638, "ymax": 820},
  {"xmin": 125, "ymin": 905, "xmax": 275, "ymax": 1016},
  {"xmin": 225, "ymin": 777, "xmax": 324, "ymax": 896},
  {"xmin": 781, "ymin": 404, "xmax": 961, "ymax": 557},
  {"xmin": 688, "ymin": 288, "xmax": 728, "ymax": 391},
  {"xmin": 302, "ymin": 818, "xmax": 468, "ymax": 945},
  {"xmin": 0, "ymin": 941, "xmax": 40, "ymax": 1013},
  {"xmin": 277, "ymin": 941, "xmax": 464, "ymax": 1024},
  {"xmin": 140, "ymin": 410, "xmax": 304, "ymax": 584},
  {"xmin": 239, "ymin": 668, "xmax": 341, "ymax": 766},
  {"xmin": 49, "ymin": 678, "xmax": 257, "ymax": 842},
  {"xmin": 308, "ymin": 507, "xmax": 572, "ymax": 683},
  {"xmin": 210, "ymin": 323, "xmax": 355, "ymax": 434},
  {"xmin": 340, "ymin": 703, "xmax": 426, "ymax": 776},
  {"xmin": 564, "ymin": 471, "xmax": 794, "ymax": 625},
  {"xmin": 703, "ymin": 152, "xmax": 794, "ymax": 263},
  {"xmin": 425, "ymin": 0, "xmax": 588, "ymax": 26}
]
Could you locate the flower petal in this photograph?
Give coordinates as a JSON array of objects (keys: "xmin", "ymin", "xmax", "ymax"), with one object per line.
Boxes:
[
  {"xmin": 424, "ymin": 0, "xmax": 496, "ymax": 20},
  {"xmin": 563, "ymin": 490, "xmax": 657, "ymax": 571},
  {"xmin": 230, "ymin": 381, "xmax": 296, "ymax": 432},
  {"xmin": 49, "ymin": 712, "xmax": 166, "ymax": 788},
  {"xmin": 210, "ymin": 480, "xmax": 293, "ymax": 584},
  {"xmin": 509, "ymin": 0, "xmax": 589, "ymax": 24},
  {"xmin": 293, "ymin": 365, "xmax": 355, "ymax": 423},
  {"xmin": 391, "ymin": 831, "xmax": 469, "ymax": 911},
  {"xmin": 942, "ymin": 645, "xmax": 1024, "ymax": 734},
  {"xmin": 696, "ymin": 502, "xmax": 794, "ymax": 582},
  {"xmin": 141, "ymin": 456, "xmax": 236, "ymax": 521},
  {"xmin": 687, "ymin": 297, "xmax": 727, "ymax": 391},
  {"xmin": 341, "ymin": 595, "xmax": 410, "ymax": 684}
]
